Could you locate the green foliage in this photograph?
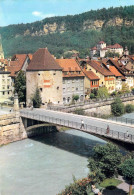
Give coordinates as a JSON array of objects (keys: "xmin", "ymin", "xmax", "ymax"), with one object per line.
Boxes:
[
  {"xmin": 111, "ymin": 97, "xmax": 125, "ymax": 116},
  {"xmin": 100, "ymin": 178, "xmax": 122, "ymax": 188},
  {"xmin": 14, "ymin": 70, "xmax": 26, "ymax": 103},
  {"xmin": 119, "ymin": 159, "xmax": 134, "ymax": 195},
  {"xmin": 125, "ymin": 104, "xmax": 134, "ymax": 113},
  {"xmin": 88, "ymin": 143, "xmax": 123, "ymax": 182},
  {"xmin": 58, "ymin": 177, "xmax": 91, "ymax": 195},
  {"xmin": 97, "ymin": 87, "xmax": 109, "ymax": 99},
  {"xmin": 32, "ymin": 88, "xmax": 42, "ymax": 108},
  {"xmin": 121, "ymin": 83, "xmax": 130, "ymax": 94},
  {"xmin": 119, "ymin": 159, "xmax": 134, "ymax": 182},
  {"xmin": 72, "ymin": 94, "xmax": 79, "ymax": 101},
  {"xmin": 74, "ymin": 108, "xmax": 85, "ymax": 115},
  {"xmin": 110, "ymin": 91, "xmax": 117, "ymax": 96},
  {"xmin": 90, "ymin": 93, "xmax": 95, "ymax": 99},
  {"xmin": 105, "ymin": 51, "xmax": 119, "ymax": 58},
  {"xmin": 1, "ymin": 6, "xmax": 134, "ymax": 58},
  {"xmin": 91, "ymin": 88, "xmax": 98, "ymax": 97}
]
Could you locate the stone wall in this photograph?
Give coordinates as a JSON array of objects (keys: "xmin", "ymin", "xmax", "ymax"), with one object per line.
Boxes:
[
  {"xmin": 58, "ymin": 95, "xmax": 134, "ymax": 115},
  {"xmin": 0, "ymin": 112, "xmax": 27, "ymax": 146}
]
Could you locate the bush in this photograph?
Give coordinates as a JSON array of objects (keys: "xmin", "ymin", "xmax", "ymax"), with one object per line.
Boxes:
[
  {"xmin": 90, "ymin": 93, "xmax": 95, "ymax": 99},
  {"xmin": 132, "ymin": 88, "xmax": 134, "ymax": 94},
  {"xmin": 58, "ymin": 177, "xmax": 91, "ymax": 195},
  {"xmin": 74, "ymin": 108, "xmax": 85, "ymax": 115},
  {"xmin": 97, "ymin": 87, "xmax": 109, "ymax": 99},
  {"xmin": 111, "ymin": 97, "xmax": 125, "ymax": 116},
  {"xmin": 125, "ymin": 104, "xmax": 134, "ymax": 113},
  {"xmin": 110, "ymin": 91, "xmax": 117, "ymax": 96},
  {"xmin": 72, "ymin": 94, "xmax": 79, "ymax": 102}
]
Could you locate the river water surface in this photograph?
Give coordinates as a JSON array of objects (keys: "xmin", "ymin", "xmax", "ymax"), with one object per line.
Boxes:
[{"xmin": 0, "ymin": 129, "xmax": 106, "ymax": 195}]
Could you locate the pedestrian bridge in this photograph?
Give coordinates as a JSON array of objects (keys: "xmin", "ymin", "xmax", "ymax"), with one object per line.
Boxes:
[{"xmin": 20, "ymin": 108, "xmax": 134, "ymax": 145}]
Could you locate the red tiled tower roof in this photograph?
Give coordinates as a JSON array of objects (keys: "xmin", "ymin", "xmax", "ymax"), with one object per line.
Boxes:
[{"xmin": 27, "ymin": 48, "xmax": 62, "ymax": 71}]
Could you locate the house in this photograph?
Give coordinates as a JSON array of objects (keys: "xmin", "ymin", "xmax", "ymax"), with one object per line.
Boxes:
[
  {"xmin": 102, "ymin": 59, "xmax": 124, "ymax": 91},
  {"xmin": 90, "ymin": 41, "xmax": 124, "ymax": 58},
  {"xmin": 56, "ymin": 59, "xmax": 85, "ymax": 104},
  {"xmin": 26, "ymin": 48, "xmax": 63, "ymax": 107},
  {"xmin": 87, "ymin": 60, "xmax": 115, "ymax": 93},
  {"xmin": 106, "ymin": 59, "xmax": 134, "ymax": 90},
  {"xmin": 83, "ymin": 70, "xmax": 99, "ymax": 96},
  {"xmin": 0, "ymin": 71, "xmax": 13, "ymax": 102}
]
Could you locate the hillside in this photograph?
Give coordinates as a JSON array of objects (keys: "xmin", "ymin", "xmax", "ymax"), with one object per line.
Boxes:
[{"xmin": 1, "ymin": 5, "xmax": 134, "ymax": 58}]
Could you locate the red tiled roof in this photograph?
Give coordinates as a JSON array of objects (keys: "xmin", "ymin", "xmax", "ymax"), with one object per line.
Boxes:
[
  {"xmin": 6, "ymin": 54, "xmax": 28, "ymax": 77},
  {"xmin": 11, "ymin": 54, "xmax": 27, "ymax": 68},
  {"xmin": 107, "ymin": 43, "xmax": 123, "ymax": 49},
  {"xmin": 83, "ymin": 70, "xmax": 99, "ymax": 81},
  {"xmin": 101, "ymin": 47, "xmax": 107, "ymax": 51},
  {"xmin": 0, "ymin": 59, "xmax": 8, "ymax": 64},
  {"xmin": 109, "ymin": 66, "xmax": 122, "ymax": 77},
  {"xmin": 104, "ymin": 77, "xmax": 115, "ymax": 81},
  {"xmin": 56, "ymin": 59, "xmax": 84, "ymax": 77},
  {"xmin": 27, "ymin": 48, "xmax": 62, "ymax": 71},
  {"xmin": 91, "ymin": 46, "xmax": 97, "ymax": 51},
  {"xmin": 98, "ymin": 41, "xmax": 105, "ymax": 44},
  {"xmin": 88, "ymin": 60, "xmax": 114, "ymax": 76},
  {"xmin": 7, "ymin": 66, "xmax": 21, "ymax": 77}
]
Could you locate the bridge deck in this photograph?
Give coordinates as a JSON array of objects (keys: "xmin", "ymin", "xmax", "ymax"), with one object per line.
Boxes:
[{"xmin": 20, "ymin": 108, "xmax": 134, "ymax": 144}]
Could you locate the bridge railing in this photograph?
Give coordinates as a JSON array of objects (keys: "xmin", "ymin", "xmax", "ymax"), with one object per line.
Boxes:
[
  {"xmin": 48, "ymin": 107, "xmax": 134, "ymax": 125},
  {"xmin": 20, "ymin": 111, "xmax": 134, "ymax": 143}
]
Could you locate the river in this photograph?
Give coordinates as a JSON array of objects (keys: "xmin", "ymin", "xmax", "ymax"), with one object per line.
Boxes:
[{"xmin": 0, "ymin": 129, "xmax": 106, "ymax": 195}]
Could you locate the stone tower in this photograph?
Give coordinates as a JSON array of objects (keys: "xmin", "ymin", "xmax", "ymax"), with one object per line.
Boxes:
[{"xmin": 0, "ymin": 35, "xmax": 4, "ymax": 59}]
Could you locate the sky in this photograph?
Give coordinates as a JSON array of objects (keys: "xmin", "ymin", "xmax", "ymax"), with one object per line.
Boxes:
[{"xmin": 0, "ymin": 0, "xmax": 134, "ymax": 27}]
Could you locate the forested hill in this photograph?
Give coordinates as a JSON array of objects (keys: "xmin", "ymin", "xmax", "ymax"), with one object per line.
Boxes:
[{"xmin": 1, "ymin": 5, "xmax": 134, "ymax": 58}]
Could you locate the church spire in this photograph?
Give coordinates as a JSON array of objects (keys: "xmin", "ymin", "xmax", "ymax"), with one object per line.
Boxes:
[{"xmin": 0, "ymin": 35, "xmax": 4, "ymax": 59}]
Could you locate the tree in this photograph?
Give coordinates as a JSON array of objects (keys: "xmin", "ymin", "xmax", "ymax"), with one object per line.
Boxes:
[
  {"xmin": 111, "ymin": 97, "xmax": 125, "ymax": 116},
  {"xmin": 121, "ymin": 83, "xmax": 130, "ymax": 93},
  {"xmin": 97, "ymin": 87, "xmax": 109, "ymax": 99},
  {"xmin": 32, "ymin": 88, "xmax": 42, "ymax": 108},
  {"xmin": 14, "ymin": 70, "xmax": 26, "ymax": 103},
  {"xmin": 88, "ymin": 143, "xmax": 123, "ymax": 183},
  {"xmin": 72, "ymin": 94, "xmax": 79, "ymax": 102},
  {"xmin": 119, "ymin": 159, "xmax": 134, "ymax": 195},
  {"xmin": 105, "ymin": 51, "xmax": 119, "ymax": 58}
]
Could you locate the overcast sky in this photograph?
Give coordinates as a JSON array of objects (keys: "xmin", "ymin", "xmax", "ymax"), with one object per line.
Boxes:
[{"xmin": 0, "ymin": 0, "xmax": 134, "ymax": 26}]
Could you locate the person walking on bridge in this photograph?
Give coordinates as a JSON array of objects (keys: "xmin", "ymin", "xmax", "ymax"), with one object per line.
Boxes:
[
  {"xmin": 106, "ymin": 125, "xmax": 110, "ymax": 134},
  {"xmin": 80, "ymin": 119, "xmax": 84, "ymax": 130}
]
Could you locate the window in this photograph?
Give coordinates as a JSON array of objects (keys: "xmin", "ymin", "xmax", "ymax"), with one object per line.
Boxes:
[
  {"xmin": 3, "ymin": 92, "xmax": 5, "ymax": 95},
  {"xmin": 40, "ymin": 88, "xmax": 42, "ymax": 92},
  {"xmin": 38, "ymin": 73, "xmax": 40, "ymax": 76},
  {"xmin": 53, "ymin": 73, "xmax": 56, "ymax": 75},
  {"xmin": 7, "ymin": 85, "xmax": 10, "ymax": 89},
  {"xmin": 63, "ymin": 80, "xmax": 65, "ymax": 84},
  {"xmin": 67, "ymin": 97, "xmax": 70, "ymax": 102},
  {"xmin": 57, "ymin": 86, "xmax": 59, "ymax": 90},
  {"xmin": 8, "ymin": 91, "xmax": 10, "ymax": 95},
  {"xmin": 76, "ymin": 88, "xmax": 78, "ymax": 91}
]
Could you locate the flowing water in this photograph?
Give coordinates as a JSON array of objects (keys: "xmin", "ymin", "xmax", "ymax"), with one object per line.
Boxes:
[{"xmin": 0, "ymin": 129, "xmax": 106, "ymax": 195}]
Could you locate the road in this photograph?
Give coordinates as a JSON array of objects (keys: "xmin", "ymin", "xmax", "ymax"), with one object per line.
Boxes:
[{"xmin": 20, "ymin": 108, "xmax": 134, "ymax": 135}]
